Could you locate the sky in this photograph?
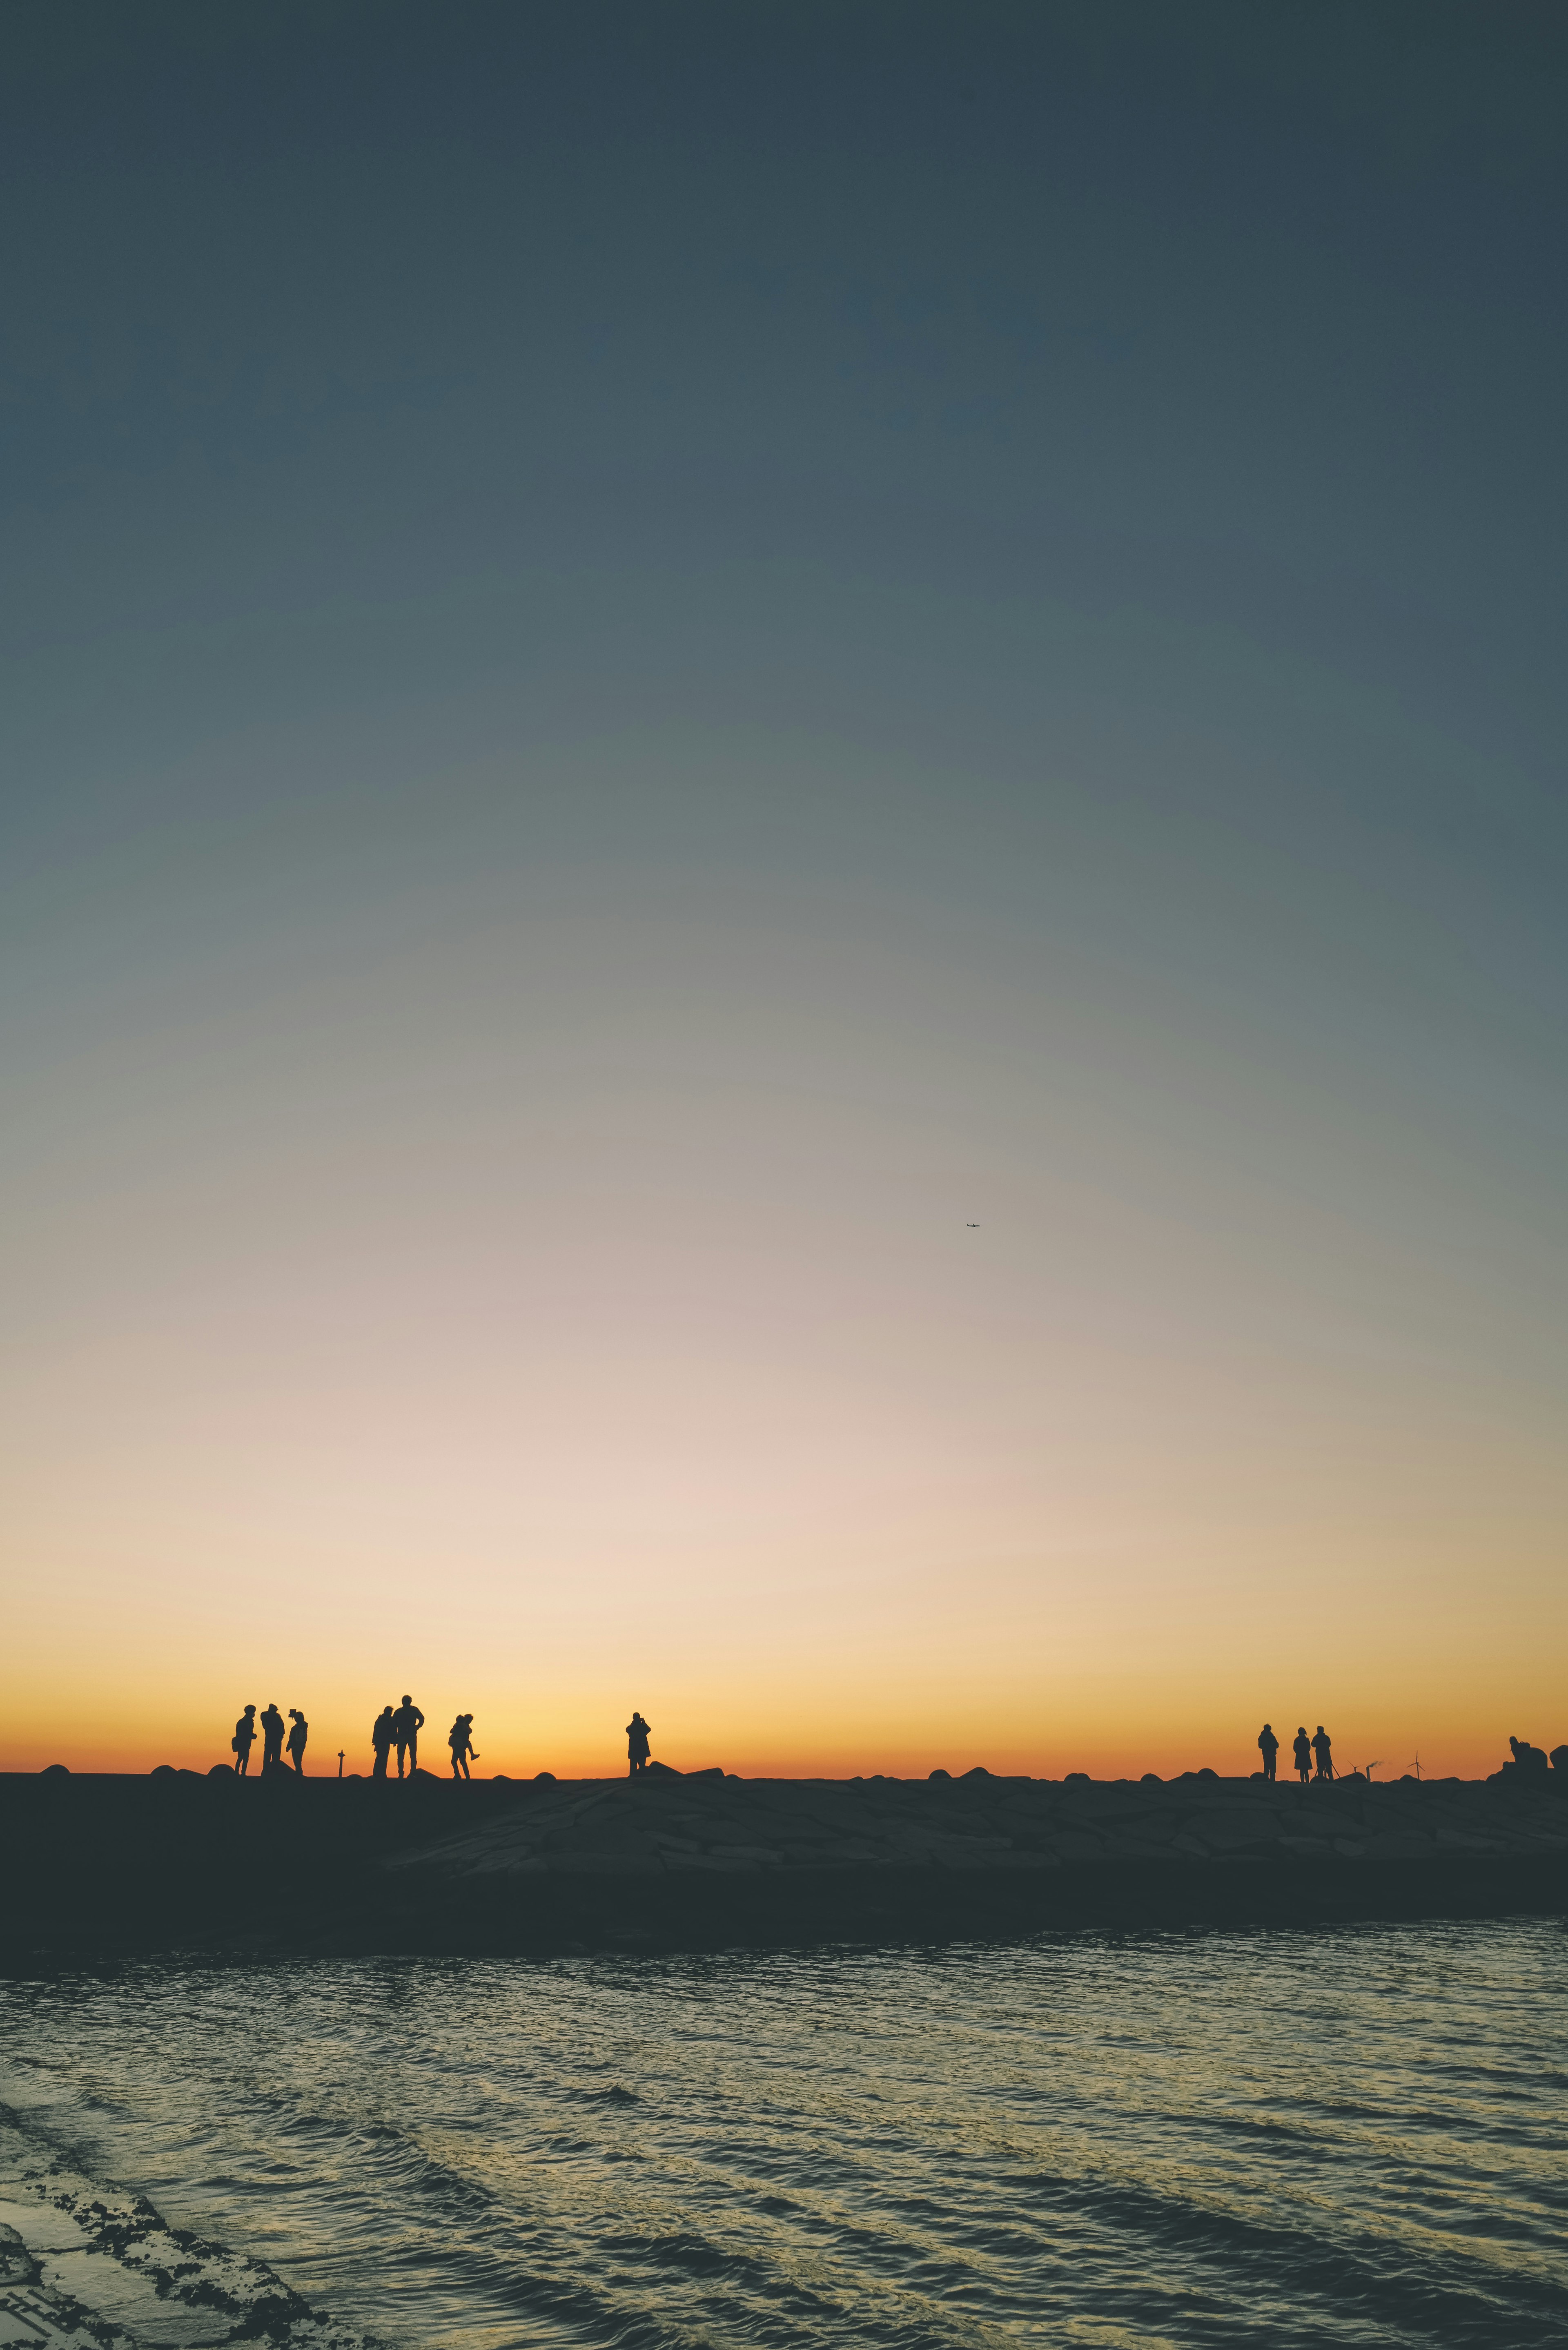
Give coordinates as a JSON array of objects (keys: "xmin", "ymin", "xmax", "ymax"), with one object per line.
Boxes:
[{"xmin": 2, "ymin": 1, "xmax": 1565, "ymax": 1781}]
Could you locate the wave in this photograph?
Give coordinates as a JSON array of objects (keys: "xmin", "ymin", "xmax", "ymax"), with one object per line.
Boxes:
[{"xmin": 0, "ymin": 2099, "xmax": 384, "ymax": 2348}]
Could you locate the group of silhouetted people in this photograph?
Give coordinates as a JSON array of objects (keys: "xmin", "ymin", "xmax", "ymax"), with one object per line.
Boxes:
[
  {"xmin": 369, "ymin": 1696, "xmax": 426, "ymax": 1777},
  {"xmin": 232, "ymin": 1702, "xmax": 309, "ymax": 1776},
  {"xmin": 227, "ymin": 1696, "xmax": 479, "ymax": 1779},
  {"xmin": 1257, "ymin": 1723, "xmax": 1335, "ymax": 1782},
  {"xmin": 223, "ymin": 1694, "xmax": 647, "ymax": 1780},
  {"xmin": 219, "ymin": 1706, "xmax": 1559, "ymax": 1786}
]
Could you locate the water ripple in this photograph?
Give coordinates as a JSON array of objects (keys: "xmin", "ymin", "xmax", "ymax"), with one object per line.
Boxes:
[{"xmin": 0, "ymin": 1920, "xmax": 1564, "ymax": 2347}]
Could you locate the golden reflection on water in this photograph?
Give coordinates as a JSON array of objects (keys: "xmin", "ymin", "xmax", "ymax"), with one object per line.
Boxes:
[{"xmin": 1, "ymin": 1921, "xmax": 1566, "ymax": 2348}]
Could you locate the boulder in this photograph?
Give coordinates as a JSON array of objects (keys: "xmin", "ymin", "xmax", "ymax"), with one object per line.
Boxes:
[{"xmin": 0, "ymin": 2221, "xmax": 41, "ymax": 2288}]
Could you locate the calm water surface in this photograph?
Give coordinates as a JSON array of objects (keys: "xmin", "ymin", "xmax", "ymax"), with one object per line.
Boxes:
[{"xmin": 2, "ymin": 1919, "xmax": 1566, "ymax": 2348}]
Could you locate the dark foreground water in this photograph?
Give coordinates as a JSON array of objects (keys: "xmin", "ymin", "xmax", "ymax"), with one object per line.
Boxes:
[{"xmin": 2, "ymin": 1919, "xmax": 1566, "ymax": 2349}]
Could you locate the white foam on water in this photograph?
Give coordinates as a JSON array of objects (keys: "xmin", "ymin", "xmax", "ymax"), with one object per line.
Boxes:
[{"xmin": 0, "ymin": 2115, "xmax": 380, "ymax": 2349}]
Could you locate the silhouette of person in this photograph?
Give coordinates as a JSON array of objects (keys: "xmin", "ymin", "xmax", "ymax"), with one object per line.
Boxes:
[
  {"xmin": 626, "ymin": 1712, "xmax": 651, "ymax": 1776},
  {"xmin": 259, "ymin": 1702, "xmax": 285, "ymax": 1771},
  {"xmin": 286, "ymin": 1708, "xmax": 308, "ymax": 1775},
  {"xmin": 448, "ymin": 1714, "xmax": 476, "ymax": 1779},
  {"xmin": 1292, "ymin": 1727, "xmax": 1311, "ymax": 1784},
  {"xmin": 372, "ymin": 1705, "xmax": 396, "ymax": 1779},
  {"xmin": 393, "ymin": 1695, "xmax": 425, "ymax": 1778},
  {"xmin": 1312, "ymin": 1724, "xmax": 1334, "ymax": 1781},
  {"xmin": 232, "ymin": 1704, "xmax": 257, "ymax": 1776},
  {"xmin": 1257, "ymin": 1723, "xmax": 1279, "ymax": 1782}
]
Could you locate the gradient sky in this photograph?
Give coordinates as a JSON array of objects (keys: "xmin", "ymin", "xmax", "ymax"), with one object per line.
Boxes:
[{"xmin": 3, "ymin": 2, "xmax": 1565, "ymax": 1781}]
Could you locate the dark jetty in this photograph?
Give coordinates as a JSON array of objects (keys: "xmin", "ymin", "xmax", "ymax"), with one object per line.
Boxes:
[{"xmin": 4, "ymin": 1771, "xmax": 1564, "ymax": 1966}]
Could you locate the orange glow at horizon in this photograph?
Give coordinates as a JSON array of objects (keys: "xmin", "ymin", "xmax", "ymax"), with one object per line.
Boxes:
[{"xmin": 1, "ymin": 1612, "xmax": 1554, "ymax": 1788}]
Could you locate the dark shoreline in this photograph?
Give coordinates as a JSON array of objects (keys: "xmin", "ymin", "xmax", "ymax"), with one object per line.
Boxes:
[{"xmin": 4, "ymin": 1770, "xmax": 1564, "ymax": 1969}]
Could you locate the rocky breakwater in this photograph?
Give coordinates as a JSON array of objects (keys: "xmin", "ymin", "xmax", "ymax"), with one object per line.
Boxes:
[
  {"xmin": 4, "ymin": 1770, "xmax": 1564, "ymax": 1963},
  {"xmin": 372, "ymin": 1771, "xmax": 1568, "ymax": 1953}
]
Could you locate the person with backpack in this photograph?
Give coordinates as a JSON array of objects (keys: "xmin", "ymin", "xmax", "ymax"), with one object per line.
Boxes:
[
  {"xmin": 1312, "ymin": 1724, "xmax": 1334, "ymax": 1781},
  {"xmin": 448, "ymin": 1714, "xmax": 477, "ymax": 1779}
]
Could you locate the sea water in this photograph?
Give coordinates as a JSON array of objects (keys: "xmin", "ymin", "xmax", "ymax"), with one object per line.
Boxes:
[{"xmin": 1, "ymin": 1918, "xmax": 1565, "ymax": 2348}]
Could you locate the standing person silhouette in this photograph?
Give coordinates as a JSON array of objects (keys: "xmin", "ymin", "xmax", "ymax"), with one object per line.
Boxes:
[
  {"xmin": 259, "ymin": 1702, "xmax": 285, "ymax": 1771},
  {"xmin": 1312, "ymin": 1724, "xmax": 1334, "ymax": 1781},
  {"xmin": 393, "ymin": 1695, "xmax": 425, "ymax": 1778},
  {"xmin": 286, "ymin": 1708, "xmax": 309, "ymax": 1775},
  {"xmin": 232, "ymin": 1704, "xmax": 257, "ymax": 1776},
  {"xmin": 1257, "ymin": 1723, "xmax": 1279, "ymax": 1782},
  {"xmin": 371, "ymin": 1705, "xmax": 396, "ymax": 1779},
  {"xmin": 626, "ymin": 1712, "xmax": 651, "ymax": 1777},
  {"xmin": 1292, "ymin": 1728, "xmax": 1312, "ymax": 1784},
  {"xmin": 448, "ymin": 1714, "xmax": 476, "ymax": 1779}
]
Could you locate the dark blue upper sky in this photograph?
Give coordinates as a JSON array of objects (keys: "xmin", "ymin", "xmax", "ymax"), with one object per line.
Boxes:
[
  {"xmin": 6, "ymin": 0, "xmax": 1566, "ymax": 785},
  {"xmin": 6, "ymin": 2, "xmax": 1566, "ymax": 1255}
]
